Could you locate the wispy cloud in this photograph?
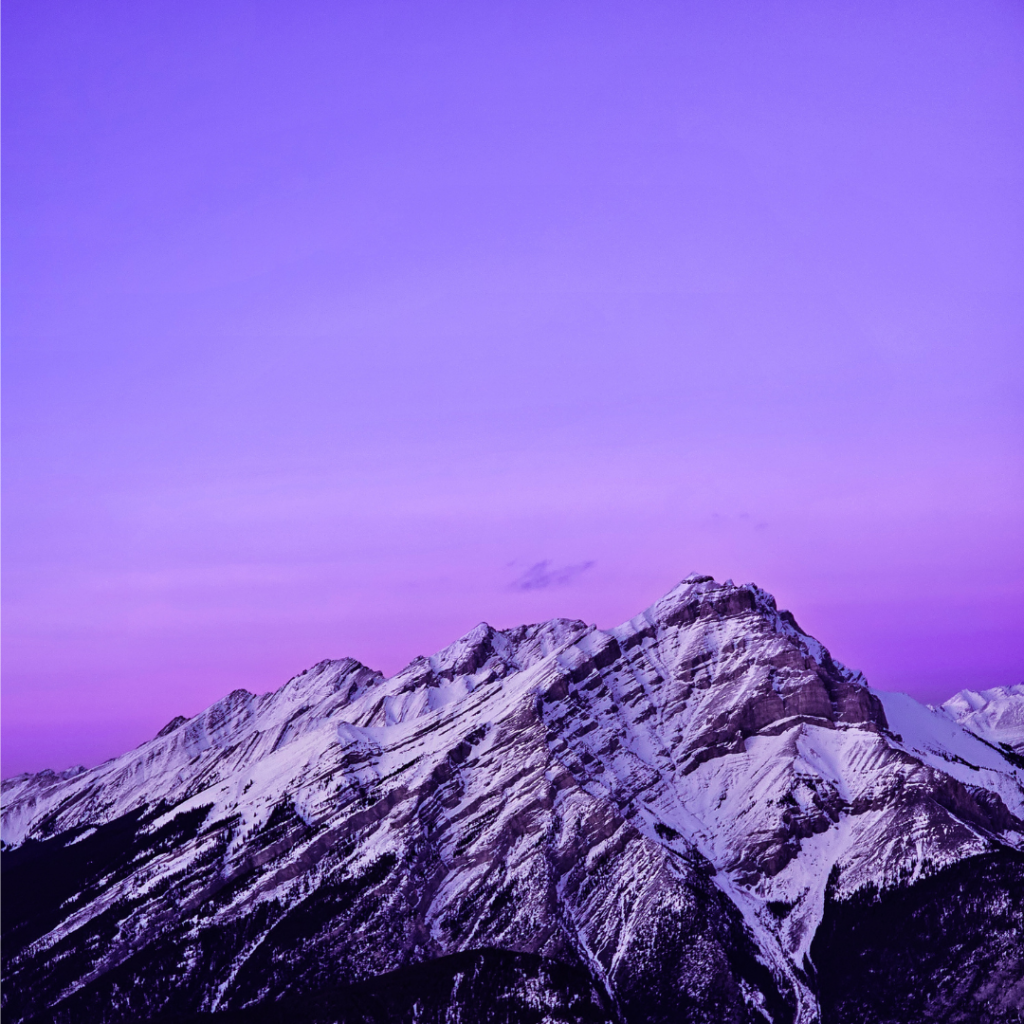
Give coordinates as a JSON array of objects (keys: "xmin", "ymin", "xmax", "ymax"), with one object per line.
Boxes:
[{"xmin": 510, "ymin": 560, "xmax": 595, "ymax": 591}]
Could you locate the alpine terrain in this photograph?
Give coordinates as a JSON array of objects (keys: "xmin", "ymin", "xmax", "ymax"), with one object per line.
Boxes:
[{"xmin": 3, "ymin": 575, "xmax": 1023, "ymax": 1024}]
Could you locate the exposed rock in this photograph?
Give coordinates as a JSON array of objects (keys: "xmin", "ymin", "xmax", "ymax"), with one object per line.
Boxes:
[{"xmin": 3, "ymin": 576, "xmax": 1022, "ymax": 1024}]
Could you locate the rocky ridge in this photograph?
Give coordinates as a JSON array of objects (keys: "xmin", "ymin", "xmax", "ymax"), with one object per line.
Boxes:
[{"xmin": 3, "ymin": 574, "xmax": 1023, "ymax": 1024}]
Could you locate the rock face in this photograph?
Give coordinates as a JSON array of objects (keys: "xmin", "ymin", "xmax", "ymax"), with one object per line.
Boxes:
[{"xmin": 3, "ymin": 575, "xmax": 1023, "ymax": 1024}]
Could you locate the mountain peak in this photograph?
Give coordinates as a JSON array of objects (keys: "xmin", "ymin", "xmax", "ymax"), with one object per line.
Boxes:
[
  {"xmin": 940, "ymin": 682, "xmax": 1024, "ymax": 753},
  {"xmin": 3, "ymin": 580, "xmax": 1023, "ymax": 1024},
  {"xmin": 682, "ymin": 571, "xmax": 716, "ymax": 584}
]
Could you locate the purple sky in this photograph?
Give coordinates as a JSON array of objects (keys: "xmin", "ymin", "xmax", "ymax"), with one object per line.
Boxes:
[{"xmin": 3, "ymin": 0, "xmax": 1023, "ymax": 776}]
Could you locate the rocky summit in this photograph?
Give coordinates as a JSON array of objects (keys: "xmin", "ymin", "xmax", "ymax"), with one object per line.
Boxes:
[{"xmin": 3, "ymin": 575, "xmax": 1023, "ymax": 1024}]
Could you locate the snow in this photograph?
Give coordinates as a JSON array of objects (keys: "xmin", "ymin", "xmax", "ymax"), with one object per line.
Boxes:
[
  {"xmin": 876, "ymin": 687, "xmax": 1024, "ymax": 819},
  {"xmin": 3, "ymin": 574, "xmax": 1022, "ymax": 1024},
  {"xmin": 938, "ymin": 683, "xmax": 1024, "ymax": 753}
]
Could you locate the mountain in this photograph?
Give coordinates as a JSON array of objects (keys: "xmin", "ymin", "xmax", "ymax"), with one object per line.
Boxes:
[
  {"xmin": 3, "ymin": 574, "xmax": 1023, "ymax": 1024},
  {"xmin": 938, "ymin": 684, "xmax": 1024, "ymax": 755}
]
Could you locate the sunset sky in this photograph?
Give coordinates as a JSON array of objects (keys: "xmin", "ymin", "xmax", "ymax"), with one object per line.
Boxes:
[{"xmin": 4, "ymin": 0, "xmax": 1022, "ymax": 775}]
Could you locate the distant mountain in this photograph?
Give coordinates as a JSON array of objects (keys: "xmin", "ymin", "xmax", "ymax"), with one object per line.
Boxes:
[
  {"xmin": 3, "ymin": 575, "xmax": 1023, "ymax": 1024},
  {"xmin": 938, "ymin": 683, "xmax": 1024, "ymax": 755}
]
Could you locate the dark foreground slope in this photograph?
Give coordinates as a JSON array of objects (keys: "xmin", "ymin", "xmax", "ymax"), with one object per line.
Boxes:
[
  {"xmin": 4, "ymin": 575, "xmax": 1023, "ymax": 1024},
  {"xmin": 812, "ymin": 850, "xmax": 1024, "ymax": 1024},
  {"xmin": 37, "ymin": 951, "xmax": 614, "ymax": 1024}
]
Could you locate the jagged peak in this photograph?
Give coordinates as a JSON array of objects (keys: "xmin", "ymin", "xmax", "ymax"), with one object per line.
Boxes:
[
  {"xmin": 659, "ymin": 572, "xmax": 719, "ymax": 599},
  {"xmin": 646, "ymin": 574, "xmax": 770, "ymax": 631},
  {"xmin": 648, "ymin": 575, "xmax": 820, "ymax": 639},
  {"xmin": 155, "ymin": 715, "xmax": 189, "ymax": 739},
  {"xmin": 942, "ymin": 682, "xmax": 1024, "ymax": 712},
  {"xmin": 940, "ymin": 683, "xmax": 1024, "ymax": 753},
  {"xmin": 427, "ymin": 621, "xmax": 500, "ymax": 679},
  {"xmin": 2, "ymin": 763, "xmax": 87, "ymax": 789},
  {"xmin": 392, "ymin": 617, "xmax": 592, "ymax": 692},
  {"xmin": 495, "ymin": 617, "xmax": 591, "ymax": 667},
  {"xmin": 275, "ymin": 656, "xmax": 382, "ymax": 700}
]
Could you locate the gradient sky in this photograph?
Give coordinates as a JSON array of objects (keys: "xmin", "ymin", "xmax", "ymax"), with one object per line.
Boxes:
[{"xmin": 3, "ymin": 0, "xmax": 1023, "ymax": 776}]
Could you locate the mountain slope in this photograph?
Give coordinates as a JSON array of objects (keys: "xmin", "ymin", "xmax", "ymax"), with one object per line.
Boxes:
[{"xmin": 3, "ymin": 575, "xmax": 1023, "ymax": 1024}]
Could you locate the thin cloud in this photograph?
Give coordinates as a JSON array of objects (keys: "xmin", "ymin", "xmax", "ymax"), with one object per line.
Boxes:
[{"xmin": 510, "ymin": 560, "xmax": 595, "ymax": 591}]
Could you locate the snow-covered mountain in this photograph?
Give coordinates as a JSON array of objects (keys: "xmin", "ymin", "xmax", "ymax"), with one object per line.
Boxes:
[
  {"xmin": 938, "ymin": 683, "xmax": 1024, "ymax": 755},
  {"xmin": 3, "ymin": 575, "xmax": 1023, "ymax": 1024}
]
